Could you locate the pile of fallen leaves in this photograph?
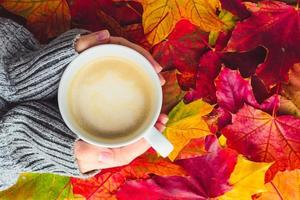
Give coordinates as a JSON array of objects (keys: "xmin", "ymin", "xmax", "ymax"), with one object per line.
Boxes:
[{"xmin": 1, "ymin": 0, "xmax": 300, "ymax": 199}]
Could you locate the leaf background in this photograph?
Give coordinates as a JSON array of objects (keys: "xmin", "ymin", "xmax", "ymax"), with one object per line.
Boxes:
[{"xmin": 0, "ymin": 0, "xmax": 300, "ymax": 199}]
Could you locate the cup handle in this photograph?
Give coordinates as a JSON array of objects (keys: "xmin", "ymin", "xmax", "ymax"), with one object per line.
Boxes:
[{"xmin": 144, "ymin": 127, "xmax": 174, "ymax": 158}]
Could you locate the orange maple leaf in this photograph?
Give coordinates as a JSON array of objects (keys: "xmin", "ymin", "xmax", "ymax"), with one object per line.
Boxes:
[{"xmin": 1, "ymin": 0, "xmax": 71, "ymax": 42}]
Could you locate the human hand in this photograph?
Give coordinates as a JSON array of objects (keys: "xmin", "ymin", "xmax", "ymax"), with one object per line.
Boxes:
[
  {"xmin": 74, "ymin": 114, "xmax": 168, "ymax": 173},
  {"xmin": 74, "ymin": 30, "xmax": 167, "ymax": 174},
  {"xmin": 75, "ymin": 30, "xmax": 165, "ymax": 85}
]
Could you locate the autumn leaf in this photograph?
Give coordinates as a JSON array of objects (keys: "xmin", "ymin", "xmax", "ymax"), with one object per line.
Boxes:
[
  {"xmin": 184, "ymin": 50, "xmax": 222, "ymax": 104},
  {"xmin": 139, "ymin": 0, "xmax": 222, "ymax": 45},
  {"xmin": 163, "ymin": 100, "xmax": 213, "ymax": 161},
  {"xmin": 152, "ymin": 19, "xmax": 208, "ymax": 72},
  {"xmin": 153, "ymin": 20, "xmax": 208, "ymax": 91},
  {"xmin": 215, "ymin": 68, "xmax": 279, "ymax": 114},
  {"xmin": 257, "ymin": 169, "xmax": 300, "ymax": 200},
  {"xmin": 118, "ymin": 176, "xmax": 204, "ymax": 200},
  {"xmin": 161, "ymin": 70, "xmax": 186, "ymax": 113},
  {"xmin": 0, "ymin": 173, "xmax": 74, "ymax": 200},
  {"xmin": 137, "ymin": 0, "xmax": 182, "ymax": 46},
  {"xmin": 0, "ymin": 5, "xmax": 26, "ymax": 26},
  {"xmin": 152, "ymin": 19, "xmax": 208, "ymax": 94},
  {"xmin": 175, "ymin": 136, "xmax": 238, "ymax": 198},
  {"xmin": 122, "ymin": 23, "xmax": 152, "ymax": 50},
  {"xmin": 69, "ymin": 0, "xmax": 150, "ymax": 48},
  {"xmin": 184, "ymin": 33, "xmax": 267, "ymax": 104},
  {"xmin": 222, "ymin": 46, "xmax": 267, "ymax": 78},
  {"xmin": 70, "ymin": 0, "xmax": 142, "ymax": 31},
  {"xmin": 219, "ymin": 156, "xmax": 272, "ymax": 200},
  {"xmin": 226, "ymin": 1, "xmax": 300, "ymax": 89},
  {"xmin": 0, "ymin": 0, "xmax": 70, "ymax": 42},
  {"xmin": 222, "ymin": 104, "xmax": 300, "ymax": 179},
  {"xmin": 71, "ymin": 149, "xmax": 186, "ymax": 199},
  {"xmin": 214, "ymin": 107, "xmax": 232, "ymax": 130},
  {"xmin": 184, "ymin": 0, "xmax": 223, "ymax": 32},
  {"xmin": 215, "ymin": 68, "xmax": 253, "ymax": 113},
  {"xmin": 117, "ymin": 136, "xmax": 238, "ymax": 199},
  {"xmin": 175, "ymin": 138, "xmax": 207, "ymax": 160}
]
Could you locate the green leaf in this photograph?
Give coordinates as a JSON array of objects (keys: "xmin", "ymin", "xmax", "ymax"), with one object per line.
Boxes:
[
  {"xmin": 0, "ymin": 173, "xmax": 75, "ymax": 200},
  {"xmin": 164, "ymin": 100, "xmax": 213, "ymax": 160},
  {"xmin": 209, "ymin": 10, "xmax": 237, "ymax": 46}
]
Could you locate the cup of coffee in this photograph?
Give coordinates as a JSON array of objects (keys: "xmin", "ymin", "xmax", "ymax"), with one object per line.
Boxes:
[{"xmin": 58, "ymin": 44, "xmax": 173, "ymax": 157}]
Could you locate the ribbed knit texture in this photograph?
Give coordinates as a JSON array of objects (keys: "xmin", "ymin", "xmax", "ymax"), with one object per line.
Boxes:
[{"xmin": 0, "ymin": 17, "xmax": 100, "ymax": 191}]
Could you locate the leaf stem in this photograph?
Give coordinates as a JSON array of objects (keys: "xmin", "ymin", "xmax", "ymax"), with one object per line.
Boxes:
[
  {"xmin": 270, "ymin": 181, "xmax": 284, "ymax": 200},
  {"xmin": 126, "ymin": 3, "xmax": 142, "ymax": 17},
  {"xmin": 199, "ymin": 34, "xmax": 213, "ymax": 51},
  {"xmin": 55, "ymin": 181, "xmax": 70, "ymax": 200},
  {"xmin": 86, "ymin": 173, "xmax": 113, "ymax": 200}
]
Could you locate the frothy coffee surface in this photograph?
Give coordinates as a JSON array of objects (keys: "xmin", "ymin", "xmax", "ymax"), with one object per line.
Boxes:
[{"xmin": 68, "ymin": 57, "xmax": 154, "ymax": 138}]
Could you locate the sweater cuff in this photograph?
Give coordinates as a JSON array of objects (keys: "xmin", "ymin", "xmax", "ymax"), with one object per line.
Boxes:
[
  {"xmin": 0, "ymin": 102, "xmax": 100, "ymax": 181},
  {"xmin": 3, "ymin": 28, "xmax": 91, "ymax": 103}
]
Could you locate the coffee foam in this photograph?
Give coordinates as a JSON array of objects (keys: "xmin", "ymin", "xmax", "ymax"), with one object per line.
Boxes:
[{"xmin": 68, "ymin": 57, "xmax": 154, "ymax": 137}]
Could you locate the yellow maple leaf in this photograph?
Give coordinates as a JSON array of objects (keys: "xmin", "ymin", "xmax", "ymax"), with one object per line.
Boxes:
[
  {"xmin": 139, "ymin": 0, "xmax": 182, "ymax": 46},
  {"xmin": 163, "ymin": 100, "xmax": 213, "ymax": 161},
  {"xmin": 1, "ymin": 0, "xmax": 70, "ymax": 42},
  {"xmin": 138, "ymin": 0, "xmax": 223, "ymax": 45},
  {"xmin": 257, "ymin": 169, "xmax": 300, "ymax": 200},
  {"xmin": 219, "ymin": 156, "xmax": 272, "ymax": 200},
  {"xmin": 184, "ymin": 0, "xmax": 223, "ymax": 32}
]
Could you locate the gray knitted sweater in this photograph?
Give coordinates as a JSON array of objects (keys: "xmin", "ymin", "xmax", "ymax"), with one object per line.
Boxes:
[{"xmin": 0, "ymin": 17, "xmax": 100, "ymax": 190}]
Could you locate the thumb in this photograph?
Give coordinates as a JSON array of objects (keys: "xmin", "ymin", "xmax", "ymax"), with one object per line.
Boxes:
[{"xmin": 75, "ymin": 30, "xmax": 110, "ymax": 53}]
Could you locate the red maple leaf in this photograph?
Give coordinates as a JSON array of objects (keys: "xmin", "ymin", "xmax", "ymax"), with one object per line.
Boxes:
[
  {"xmin": 215, "ymin": 68, "xmax": 279, "ymax": 114},
  {"xmin": 222, "ymin": 104, "xmax": 300, "ymax": 181},
  {"xmin": 152, "ymin": 19, "xmax": 208, "ymax": 71},
  {"xmin": 184, "ymin": 31, "xmax": 266, "ymax": 104},
  {"xmin": 227, "ymin": 1, "xmax": 300, "ymax": 89},
  {"xmin": 69, "ymin": 0, "xmax": 150, "ymax": 49},
  {"xmin": 152, "ymin": 19, "xmax": 209, "ymax": 89},
  {"xmin": 183, "ymin": 50, "xmax": 222, "ymax": 103},
  {"xmin": 116, "ymin": 136, "xmax": 238, "ymax": 199}
]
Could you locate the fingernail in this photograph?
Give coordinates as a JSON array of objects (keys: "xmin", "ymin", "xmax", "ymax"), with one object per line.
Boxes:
[
  {"xmin": 97, "ymin": 30, "xmax": 110, "ymax": 42},
  {"xmin": 155, "ymin": 123, "xmax": 165, "ymax": 132},
  {"xmin": 160, "ymin": 75, "xmax": 166, "ymax": 85},
  {"xmin": 99, "ymin": 151, "xmax": 113, "ymax": 162},
  {"xmin": 160, "ymin": 116, "xmax": 169, "ymax": 124},
  {"xmin": 158, "ymin": 65, "xmax": 163, "ymax": 72}
]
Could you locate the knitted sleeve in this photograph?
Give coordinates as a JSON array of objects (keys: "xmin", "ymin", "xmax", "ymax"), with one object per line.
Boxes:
[{"xmin": 0, "ymin": 18, "xmax": 100, "ymax": 190}]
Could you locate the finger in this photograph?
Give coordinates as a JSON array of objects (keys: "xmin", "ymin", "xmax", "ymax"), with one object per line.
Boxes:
[
  {"xmin": 78, "ymin": 161, "xmax": 103, "ymax": 173},
  {"xmin": 109, "ymin": 37, "xmax": 162, "ymax": 73},
  {"xmin": 95, "ymin": 162, "xmax": 116, "ymax": 170},
  {"xmin": 158, "ymin": 114, "xmax": 169, "ymax": 125},
  {"xmin": 75, "ymin": 140, "xmax": 113, "ymax": 162},
  {"xmin": 154, "ymin": 122, "xmax": 166, "ymax": 132},
  {"xmin": 117, "ymin": 139, "xmax": 150, "ymax": 162},
  {"xmin": 159, "ymin": 74, "xmax": 166, "ymax": 86},
  {"xmin": 75, "ymin": 30, "xmax": 110, "ymax": 53}
]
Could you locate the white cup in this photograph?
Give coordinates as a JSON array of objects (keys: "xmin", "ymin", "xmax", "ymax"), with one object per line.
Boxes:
[{"xmin": 58, "ymin": 44, "xmax": 173, "ymax": 157}]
